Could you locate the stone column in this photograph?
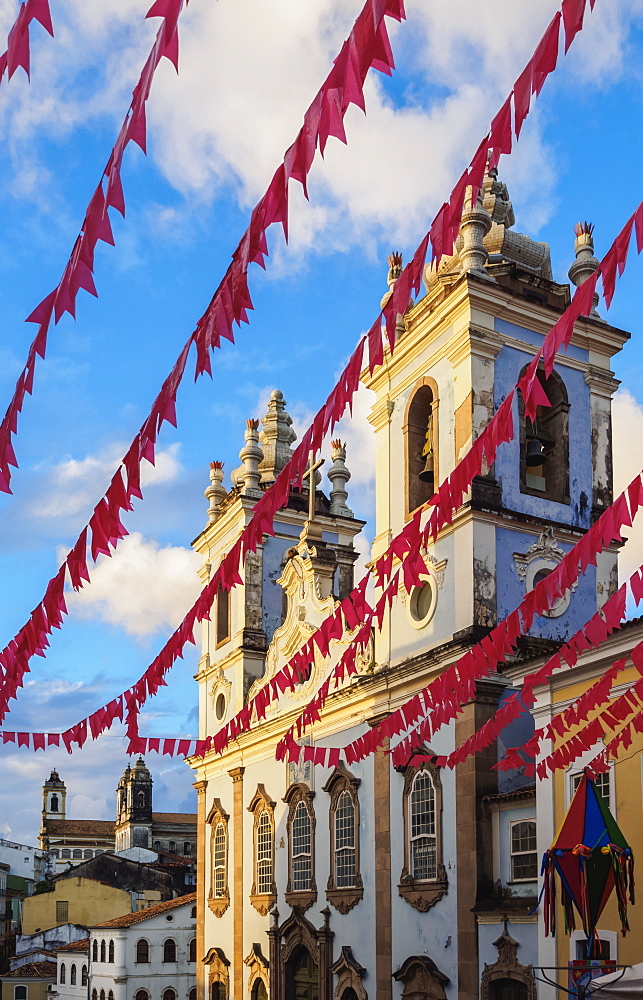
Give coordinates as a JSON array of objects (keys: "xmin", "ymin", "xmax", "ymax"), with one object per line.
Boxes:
[
  {"xmin": 328, "ymin": 441, "xmax": 353, "ymax": 517},
  {"xmin": 229, "ymin": 766, "xmax": 245, "ymax": 1000},
  {"xmin": 373, "ymin": 739, "xmax": 392, "ymax": 1000},
  {"xmin": 318, "ymin": 907, "xmax": 334, "ymax": 1000},
  {"xmin": 268, "ymin": 908, "xmax": 281, "ymax": 1000},
  {"xmin": 194, "ymin": 778, "xmax": 208, "ymax": 1000}
]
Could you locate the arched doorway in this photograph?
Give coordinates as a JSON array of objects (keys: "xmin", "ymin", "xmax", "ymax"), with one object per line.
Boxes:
[
  {"xmin": 252, "ymin": 981, "xmax": 268, "ymax": 1000},
  {"xmin": 286, "ymin": 945, "xmax": 319, "ymax": 1000}
]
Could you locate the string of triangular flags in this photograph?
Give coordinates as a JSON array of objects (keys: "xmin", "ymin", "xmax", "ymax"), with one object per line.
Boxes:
[
  {"xmin": 0, "ymin": 0, "xmax": 600, "ymax": 724},
  {"xmin": 0, "ymin": 0, "xmax": 53, "ymax": 83}
]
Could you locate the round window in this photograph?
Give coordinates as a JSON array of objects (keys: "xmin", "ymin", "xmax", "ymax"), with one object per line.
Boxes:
[
  {"xmin": 529, "ymin": 563, "xmax": 569, "ymax": 618},
  {"xmin": 408, "ymin": 579, "xmax": 436, "ymax": 628},
  {"xmin": 215, "ymin": 693, "xmax": 226, "ymax": 721}
]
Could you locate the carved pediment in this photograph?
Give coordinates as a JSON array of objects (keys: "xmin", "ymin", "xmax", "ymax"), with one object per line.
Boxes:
[{"xmin": 394, "ymin": 956, "xmax": 449, "ymax": 1000}]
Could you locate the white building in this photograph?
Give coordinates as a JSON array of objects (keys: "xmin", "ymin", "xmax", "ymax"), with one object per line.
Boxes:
[
  {"xmin": 86, "ymin": 893, "xmax": 197, "ymax": 1000},
  {"xmin": 54, "ymin": 938, "xmax": 89, "ymax": 1000},
  {"xmin": 0, "ymin": 838, "xmax": 48, "ymax": 886}
]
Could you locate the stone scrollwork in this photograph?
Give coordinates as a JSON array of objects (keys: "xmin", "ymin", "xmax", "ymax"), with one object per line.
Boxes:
[{"xmin": 480, "ymin": 926, "xmax": 536, "ymax": 1000}]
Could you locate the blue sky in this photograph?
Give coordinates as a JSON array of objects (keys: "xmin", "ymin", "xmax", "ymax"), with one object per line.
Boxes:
[{"xmin": 1, "ymin": 0, "xmax": 643, "ymax": 847}]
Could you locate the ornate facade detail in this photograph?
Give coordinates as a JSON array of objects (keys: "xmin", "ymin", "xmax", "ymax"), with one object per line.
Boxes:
[
  {"xmin": 209, "ymin": 665, "xmax": 232, "ymax": 714},
  {"xmin": 323, "ymin": 764, "xmax": 363, "ymax": 914},
  {"xmin": 248, "ymin": 785, "xmax": 277, "ymax": 915},
  {"xmin": 398, "ymin": 554, "xmax": 448, "ymax": 606},
  {"xmin": 204, "ymin": 947, "xmax": 230, "ymax": 995},
  {"xmin": 330, "ymin": 946, "xmax": 367, "ymax": 1000},
  {"xmin": 328, "ymin": 440, "xmax": 353, "ymax": 518},
  {"xmin": 480, "ymin": 926, "xmax": 537, "ymax": 1000},
  {"xmin": 398, "ymin": 755, "xmax": 448, "ymax": 912},
  {"xmin": 268, "ymin": 907, "xmax": 334, "ymax": 1000},
  {"xmin": 245, "ymin": 943, "xmax": 270, "ymax": 995},
  {"xmin": 206, "ymin": 798, "xmax": 230, "ymax": 917},
  {"xmin": 393, "ymin": 956, "xmax": 449, "ymax": 1000},
  {"xmin": 513, "ymin": 527, "xmax": 577, "ymax": 618},
  {"xmin": 259, "ymin": 389, "xmax": 297, "ymax": 484},
  {"xmin": 205, "ymin": 461, "xmax": 227, "ymax": 524},
  {"xmin": 232, "ymin": 419, "xmax": 264, "ymax": 497},
  {"xmin": 283, "ymin": 783, "xmax": 317, "ymax": 912}
]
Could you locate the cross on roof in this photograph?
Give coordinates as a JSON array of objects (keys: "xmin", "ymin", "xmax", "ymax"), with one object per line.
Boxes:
[{"xmin": 302, "ymin": 450, "xmax": 325, "ymax": 524}]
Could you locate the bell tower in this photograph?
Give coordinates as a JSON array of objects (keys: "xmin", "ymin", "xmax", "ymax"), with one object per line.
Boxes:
[
  {"xmin": 363, "ymin": 167, "xmax": 628, "ymax": 669},
  {"xmin": 42, "ymin": 769, "xmax": 66, "ymax": 821},
  {"xmin": 114, "ymin": 757, "xmax": 153, "ymax": 851},
  {"xmin": 193, "ymin": 390, "xmax": 365, "ymax": 743}
]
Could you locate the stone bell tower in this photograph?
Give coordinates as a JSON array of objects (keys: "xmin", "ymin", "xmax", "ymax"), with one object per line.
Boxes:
[
  {"xmin": 114, "ymin": 757, "xmax": 153, "ymax": 851},
  {"xmin": 193, "ymin": 390, "xmax": 365, "ymax": 744}
]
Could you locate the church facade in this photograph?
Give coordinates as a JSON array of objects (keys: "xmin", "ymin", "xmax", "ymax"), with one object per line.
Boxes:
[{"xmin": 189, "ymin": 170, "xmax": 628, "ymax": 1000}]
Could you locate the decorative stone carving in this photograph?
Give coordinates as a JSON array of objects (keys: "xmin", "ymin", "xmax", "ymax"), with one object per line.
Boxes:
[
  {"xmin": 568, "ymin": 221, "xmax": 600, "ymax": 316},
  {"xmin": 328, "ymin": 440, "xmax": 353, "ymax": 518},
  {"xmin": 268, "ymin": 906, "xmax": 334, "ymax": 1000},
  {"xmin": 204, "ymin": 947, "xmax": 231, "ymax": 994},
  {"xmin": 393, "ymin": 955, "xmax": 449, "ymax": 1000},
  {"xmin": 330, "ymin": 946, "xmax": 367, "ymax": 1000},
  {"xmin": 209, "ymin": 666, "xmax": 232, "ymax": 717},
  {"xmin": 287, "ymin": 736, "xmax": 314, "ymax": 790},
  {"xmin": 259, "ymin": 389, "xmax": 297, "ymax": 484},
  {"xmin": 205, "ymin": 461, "xmax": 227, "ymax": 523},
  {"xmin": 513, "ymin": 527, "xmax": 577, "ymax": 618},
  {"xmin": 398, "ymin": 554, "xmax": 447, "ymax": 606},
  {"xmin": 232, "ymin": 419, "xmax": 264, "ymax": 497},
  {"xmin": 245, "ymin": 943, "xmax": 270, "ymax": 996},
  {"xmin": 480, "ymin": 925, "xmax": 536, "ymax": 1000}
]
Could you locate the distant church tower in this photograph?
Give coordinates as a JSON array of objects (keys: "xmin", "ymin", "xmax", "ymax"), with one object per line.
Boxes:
[
  {"xmin": 41, "ymin": 769, "xmax": 66, "ymax": 821},
  {"xmin": 114, "ymin": 757, "xmax": 153, "ymax": 851}
]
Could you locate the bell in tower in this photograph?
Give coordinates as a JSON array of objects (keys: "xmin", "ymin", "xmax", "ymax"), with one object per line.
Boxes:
[{"xmin": 42, "ymin": 769, "xmax": 66, "ymax": 821}]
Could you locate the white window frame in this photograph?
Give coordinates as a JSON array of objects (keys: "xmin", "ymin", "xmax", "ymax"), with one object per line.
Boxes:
[
  {"xmin": 566, "ymin": 761, "xmax": 614, "ymax": 815},
  {"xmin": 509, "ymin": 818, "xmax": 538, "ymax": 883},
  {"xmin": 408, "ymin": 769, "xmax": 437, "ymax": 882}
]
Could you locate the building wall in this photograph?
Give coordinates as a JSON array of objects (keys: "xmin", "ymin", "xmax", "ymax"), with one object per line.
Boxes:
[{"xmin": 22, "ymin": 879, "xmax": 132, "ymax": 936}]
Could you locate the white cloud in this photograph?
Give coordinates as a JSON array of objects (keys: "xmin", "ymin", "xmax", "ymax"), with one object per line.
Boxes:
[
  {"xmin": 4, "ymin": 0, "xmax": 643, "ymax": 268},
  {"xmin": 32, "ymin": 442, "xmax": 183, "ymax": 521},
  {"xmin": 612, "ymin": 389, "xmax": 643, "ymax": 586},
  {"xmin": 67, "ymin": 531, "xmax": 201, "ymax": 638}
]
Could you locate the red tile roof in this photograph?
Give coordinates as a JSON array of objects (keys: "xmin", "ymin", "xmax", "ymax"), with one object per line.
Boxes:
[
  {"xmin": 56, "ymin": 938, "xmax": 90, "ymax": 953},
  {"xmin": 44, "ymin": 819, "xmax": 115, "ymax": 838},
  {"xmin": 90, "ymin": 892, "xmax": 196, "ymax": 929},
  {"xmin": 2, "ymin": 962, "xmax": 57, "ymax": 979},
  {"xmin": 151, "ymin": 812, "xmax": 197, "ymax": 824}
]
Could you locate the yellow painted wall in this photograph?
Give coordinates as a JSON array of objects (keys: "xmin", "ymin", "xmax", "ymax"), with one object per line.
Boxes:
[
  {"xmin": 22, "ymin": 877, "xmax": 131, "ymax": 934},
  {"xmin": 551, "ymin": 665, "xmax": 643, "ymax": 969},
  {"xmin": 0, "ymin": 977, "xmax": 55, "ymax": 1000}
]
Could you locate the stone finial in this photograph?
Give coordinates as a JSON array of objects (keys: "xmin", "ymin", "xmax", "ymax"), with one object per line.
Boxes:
[
  {"xmin": 459, "ymin": 201, "xmax": 493, "ymax": 277},
  {"xmin": 328, "ymin": 439, "xmax": 353, "ymax": 517},
  {"xmin": 205, "ymin": 461, "xmax": 226, "ymax": 523},
  {"xmin": 381, "ymin": 251, "xmax": 403, "ymax": 310},
  {"xmin": 236, "ymin": 419, "xmax": 264, "ymax": 498},
  {"xmin": 259, "ymin": 390, "xmax": 297, "ymax": 484},
  {"xmin": 569, "ymin": 222, "xmax": 600, "ymax": 315}
]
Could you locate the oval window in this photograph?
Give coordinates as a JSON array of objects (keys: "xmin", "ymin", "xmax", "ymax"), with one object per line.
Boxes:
[
  {"xmin": 215, "ymin": 693, "xmax": 226, "ymax": 721},
  {"xmin": 408, "ymin": 579, "xmax": 436, "ymax": 628}
]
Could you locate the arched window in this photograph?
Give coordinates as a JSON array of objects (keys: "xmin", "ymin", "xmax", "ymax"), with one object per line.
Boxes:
[
  {"xmin": 108, "ymin": 939, "xmax": 114, "ymax": 963},
  {"xmin": 184, "ymin": 841, "xmax": 191, "ymax": 855},
  {"xmin": 100, "ymin": 939, "xmax": 106, "ymax": 963},
  {"xmin": 248, "ymin": 785, "xmax": 276, "ymax": 914},
  {"xmin": 189, "ymin": 990, "xmax": 198, "ymax": 1000},
  {"xmin": 50, "ymin": 848, "xmax": 59, "ymax": 858},
  {"xmin": 324, "ymin": 764, "xmax": 363, "ymax": 912},
  {"xmin": 82, "ymin": 965, "xmax": 88, "ymax": 986},
  {"xmin": 138, "ymin": 791, "xmax": 145, "ymax": 808},
  {"xmin": 73, "ymin": 849, "xmax": 82, "ymax": 859},
  {"xmin": 252, "ymin": 981, "xmax": 268, "ymax": 1000},
  {"xmin": 84, "ymin": 849, "xmax": 92, "ymax": 859},
  {"xmin": 154, "ymin": 840, "xmax": 162, "ymax": 850},
  {"xmin": 284, "ymin": 782, "xmax": 316, "ymax": 908},
  {"xmin": 60, "ymin": 963, "xmax": 66, "ymax": 984},
  {"xmin": 92, "ymin": 991, "xmax": 98, "ymax": 1000},
  {"xmin": 189, "ymin": 937, "xmax": 197, "ymax": 962},
  {"xmin": 15, "ymin": 989, "xmax": 28, "ymax": 1000},
  {"xmin": 136, "ymin": 938, "xmax": 150, "ymax": 963},
  {"xmin": 92, "ymin": 940, "xmax": 98, "ymax": 962},
  {"xmin": 135, "ymin": 992, "xmax": 149, "ymax": 1000},
  {"xmin": 50, "ymin": 793, "xmax": 58, "ymax": 812},
  {"xmin": 62, "ymin": 849, "xmax": 71, "ymax": 859},
  {"xmin": 400, "ymin": 757, "xmax": 447, "ymax": 911},
  {"xmin": 70, "ymin": 964, "xmax": 77, "ymax": 985},
  {"xmin": 207, "ymin": 798, "xmax": 230, "ymax": 916},
  {"xmin": 163, "ymin": 990, "xmax": 177, "ymax": 1000},
  {"xmin": 108, "ymin": 993, "xmax": 114, "ymax": 1000},
  {"xmin": 404, "ymin": 379, "xmax": 439, "ymax": 516},
  {"xmin": 519, "ymin": 366, "xmax": 570, "ymax": 503},
  {"xmin": 216, "ymin": 584, "xmax": 230, "ymax": 645},
  {"xmin": 212, "ymin": 984, "xmax": 227, "ymax": 1000},
  {"xmin": 100, "ymin": 990, "xmax": 106, "ymax": 1000},
  {"xmin": 191, "ymin": 905, "xmax": 197, "ymax": 918},
  {"xmin": 169, "ymin": 840, "xmax": 176, "ymax": 854},
  {"xmin": 163, "ymin": 938, "xmax": 177, "ymax": 963}
]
